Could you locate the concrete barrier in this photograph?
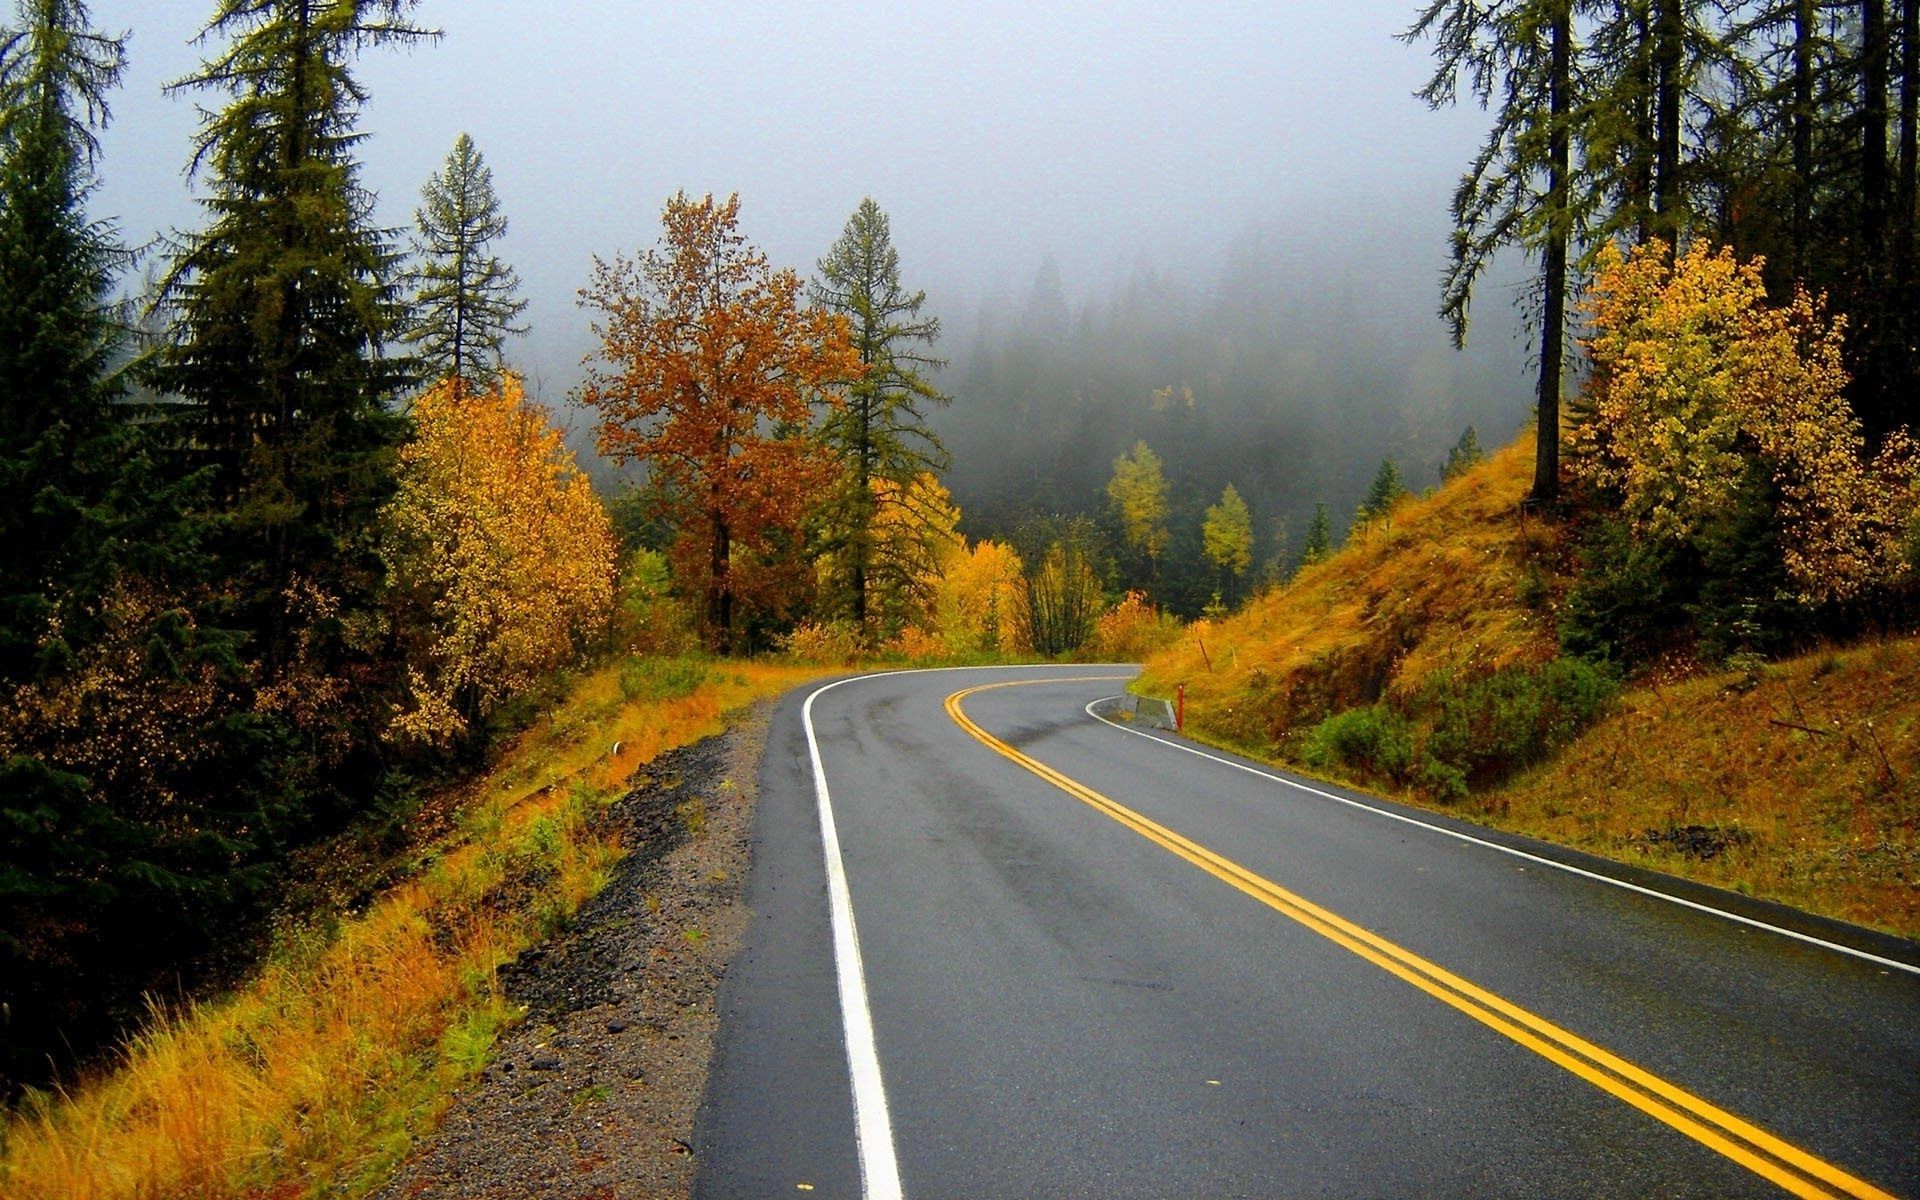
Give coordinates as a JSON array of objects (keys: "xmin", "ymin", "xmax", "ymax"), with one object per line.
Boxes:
[{"xmin": 1091, "ymin": 691, "xmax": 1178, "ymax": 731}]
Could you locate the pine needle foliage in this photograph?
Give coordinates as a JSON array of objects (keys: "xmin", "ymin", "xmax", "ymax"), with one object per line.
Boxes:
[
  {"xmin": 810, "ymin": 198, "xmax": 951, "ymax": 636},
  {"xmin": 1300, "ymin": 501, "xmax": 1334, "ymax": 566},
  {"xmin": 152, "ymin": 1, "xmax": 438, "ymax": 667},
  {"xmin": 0, "ymin": 0, "xmax": 130, "ymax": 677},
  {"xmin": 403, "ymin": 132, "xmax": 527, "ymax": 390},
  {"xmin": 1442, "ymin": 425, "xmax": 1484, "ymax": 482}
]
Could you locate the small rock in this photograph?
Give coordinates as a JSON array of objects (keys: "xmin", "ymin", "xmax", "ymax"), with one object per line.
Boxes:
[
  {"xmin": 606, "ymin": 1019, "xmax": 628, "ymax": 1034},
  {"xmin": 530, "ymin": 1056, "xmax": 562, "ymax": 1071}
]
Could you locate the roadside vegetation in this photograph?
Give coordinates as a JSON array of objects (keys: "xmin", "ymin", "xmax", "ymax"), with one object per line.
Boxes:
[
  {"xmin": 0, "ymin": 657, "xmax": 824, "ymax": 1200},
  {"xmin": 1139, "ymin": 409, "xmax": 1918, "ymax": 938}
]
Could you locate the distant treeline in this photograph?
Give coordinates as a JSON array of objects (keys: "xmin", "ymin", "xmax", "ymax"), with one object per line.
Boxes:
[{"xmin": 934, "ymin": 232, "xmax": 1528, "ymax": 617}]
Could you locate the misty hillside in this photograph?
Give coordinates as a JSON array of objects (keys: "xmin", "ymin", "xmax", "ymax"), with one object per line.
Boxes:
[{"xmin": 932, "ymin": 216, "xmax": 1531, "ymax": 611}]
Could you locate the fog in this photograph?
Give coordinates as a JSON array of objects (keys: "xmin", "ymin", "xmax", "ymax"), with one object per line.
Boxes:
[{"xmin": 88, "ymin": 0, "xmax": 1533, "ymax": 539}]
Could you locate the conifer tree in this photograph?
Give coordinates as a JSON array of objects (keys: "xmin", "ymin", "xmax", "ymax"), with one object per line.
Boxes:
[
  {"xmin": 1405, "ymin": 0, "xmax": 1579, "ymax": 503},
  {"xmin": 1354, "ymin": 458, "xmax": 1408, "ymax": 534},
  {"xmin": 0, "ymin": 0, "xmax": 129, "ymax": 677},
  {"xmin": 0, "ymin": 0, "xmax": 236, "ymax": 1093},
  {"xmin": 153, "ymin": 0, "xmax": 435, "ymax": 670},
  {"xmin": 1442, "ymin": 425, "xmax": 1484, "ymax": 481},
  {"xmin": 1301, "ymin": 501, "xmax": 1334, "ymax": 567},
  {"xmin": 810, "ymin": 198, "xmax": 951, "ymax": 636},
  {"xmin": 404, "ymin": 131, "xmax": 527, "ymax": 390}
]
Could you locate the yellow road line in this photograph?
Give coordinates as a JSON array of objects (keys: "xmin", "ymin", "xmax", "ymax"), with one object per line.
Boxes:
[{"xmin": 945, "ymin": 679, "xmax": 1899, "ymax": 1200}]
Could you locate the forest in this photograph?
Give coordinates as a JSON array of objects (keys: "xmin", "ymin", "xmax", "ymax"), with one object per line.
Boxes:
[{"xmin": 3, "ymin": 0, "xmax": 1918, "ymax": 1119}]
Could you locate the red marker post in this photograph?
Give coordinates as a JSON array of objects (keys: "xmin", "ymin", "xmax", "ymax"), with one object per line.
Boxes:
[{"xmin": 1175, "ymin": 684, "xmax": 1185, "ymax": 733}]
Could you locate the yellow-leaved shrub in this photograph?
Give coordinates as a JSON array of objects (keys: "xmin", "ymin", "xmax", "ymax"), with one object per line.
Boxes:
[
  {"xmin": 1572, "ymin": 240, "xmax": 1918, "ymax": 603},
  {"xmin": 383, "ymin": 376, "xmax": 617, "ymax": 744}
]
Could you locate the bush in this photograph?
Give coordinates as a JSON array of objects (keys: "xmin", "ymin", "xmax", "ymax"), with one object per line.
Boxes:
[
  {"xmin": 617, "ymin": 656, "xmax": 708, "ymax": 702},
  {"xmin": 611, "ymin": 549, "xmax": 699, "ymax": 657},
  {"xmin": 1423, "ymin": 657, "xmax": 1617, "ymax": 787},
  {"xmin": 882, "ymin": 625, "xmax": 949, "ymax": 663},
  {"xmin": 1559, "ymin": 516, "xmax": 1681, "ymax": 667},
  {"xmin": 779, "ymin": 620, "xmax": 863, "ymax": 664},
  {"xmin": 1300, "ymin": 705, "xmax": 1414, "ymax": 781},
  {"xmin": 1088, "ymin": 590, "xmax": 1183, "ymax": 661}
]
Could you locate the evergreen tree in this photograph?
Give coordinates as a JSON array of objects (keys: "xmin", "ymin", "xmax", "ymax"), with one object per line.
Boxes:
[
  {"xmin": 1405, "ymin": 0, "xmax": 1580, "ymax": 503},
  {"xmin": 1201, "ymin": 483, "xmax": 1253, "ymax": 601},
  {"xmin": 151, "ymin": 0, "xmax": 437, "ymax": 806},
  {"xmin": 0, "ymin": 0, "xmax": 128, "ymax": 677},
  {"xmin": 1354, "ymin": 457, "xmax": 1408, "ymax": 534},
  {"xmin": 810, "ymin": 198, "xmax": 951, "ymax": 637},
  {"xmin": 403, "ymin": 131, "xmax": 526, "ymax": 390},
  {"xmin": 154, "ymin": 0, "xmax": 433, "ymax": 647},
  {"xmin": 1442, "ymin": 424, "xmax": 1484, "ymax": 481},
  {"xmin": 1300, "ymin": 501, "xmax": 1334, "ymax": 567},
  {"xmin": 0, "ymin": 0, "xmax": 241, "ymax": 1093}
]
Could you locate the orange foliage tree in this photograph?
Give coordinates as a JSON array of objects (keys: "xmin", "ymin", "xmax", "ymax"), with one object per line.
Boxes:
[
  {"xmin": 1572, "ymin": 240, "xmax": 1918, "ymax": 604},
  {"xmin": 382, "ymin": 375, "xmax": 616, "ymax": 744},
  {"xmin": 579, "ymin": 193, "xmax": 860, "ymax": 650}
]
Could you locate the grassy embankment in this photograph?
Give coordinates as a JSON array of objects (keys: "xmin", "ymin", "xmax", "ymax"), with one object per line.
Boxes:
[
  {"xmin": 1137, "ymin": 436, "xmax": 1919, "ymax": 939},
  {"xmin": 0, "ymin": 657, "xmax": 827, "ymax": 1200}
]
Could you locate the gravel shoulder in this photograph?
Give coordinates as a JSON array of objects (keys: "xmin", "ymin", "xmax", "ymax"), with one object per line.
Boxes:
[{"xmin": 372, "ymin": 704, "xmax": 772, "ymax": 1200}]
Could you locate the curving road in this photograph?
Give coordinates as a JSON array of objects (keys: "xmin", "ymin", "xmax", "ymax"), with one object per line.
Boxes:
[{"xmin": 693, "ymin": 666, "xmax": 1920, "ymax": 1199}]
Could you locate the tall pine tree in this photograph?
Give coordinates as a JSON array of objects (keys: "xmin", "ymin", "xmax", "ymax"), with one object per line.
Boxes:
[
  {"xmin": 0, "ymin": 0, "xmax": 243, "ymax": 1094},
  {"xmin": 810, "ymin": 198, "xmax": 951, "ymax": 638},
  {"xmin": 0, "ymin": 0, "xmax": 129, "ymax": 677},
  {"xmin": 403, "ymin": 131, "xmax": 527, "ymax": 390},
  {"xmin": 152, "ymin": 0, "xmax": 436, "ymax": 804},
  {"xmin": 154, "ymin": 1, "xmax": 433, "ymax": 648},
  {"xmin": 1405, "ymin": 0, "xmax": 1581, "ymax": 504}
]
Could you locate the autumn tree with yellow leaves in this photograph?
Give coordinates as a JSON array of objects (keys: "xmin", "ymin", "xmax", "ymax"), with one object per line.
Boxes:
[
  {"xmin": 1572, "ymin": 241, "xmax": 1917, "ymax": 607},
  {"xmin": 580, "ymin": 193, "xmax": 860, "ymax": 650},
  {"xmin": 382, "ymin": 376, "xmax": 616, "ymax": 745}
]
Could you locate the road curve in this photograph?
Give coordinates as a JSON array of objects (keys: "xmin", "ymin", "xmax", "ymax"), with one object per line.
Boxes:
[{"xmin": 694, "ymin": 666, "xmax": 1920, "ymax": 1199}]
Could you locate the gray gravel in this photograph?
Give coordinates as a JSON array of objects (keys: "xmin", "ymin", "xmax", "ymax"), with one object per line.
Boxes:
[{"xmin": 371, "ymin": 707, "xmax": 770, "ymax": 1200}]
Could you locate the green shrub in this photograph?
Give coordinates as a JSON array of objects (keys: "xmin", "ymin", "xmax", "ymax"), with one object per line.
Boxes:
[
  {"xmin": 618, "ymin": 655, "xmax": 708, "ymax": 702},
  {"xmin": 1300, "ymin": 705, "xmax": 1414, "ymax": 780},
  {"xmin": 1559, "ymin": 516, "xmax": 1679, "ymax": 666},
  {"xmin": 1424, "ymin": 657, "xmax": 1617, "ymax": 786}
]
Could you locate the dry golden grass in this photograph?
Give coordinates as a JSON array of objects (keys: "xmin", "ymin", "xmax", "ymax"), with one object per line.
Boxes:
[
  {"xmin": 1137, "ymin": 431, "xmax": 1918, "ymax": 938},
  {"xmin": 1488, "ymin": 639, "xmax": 1919, "ymax": 939},
  {"xmin": 1138, "ymin": 434, "xmax": 1558, "ymax": 750},
  {"xmin": 0, "ymin": 658, "xmax": 825, "ymax": 1200}
]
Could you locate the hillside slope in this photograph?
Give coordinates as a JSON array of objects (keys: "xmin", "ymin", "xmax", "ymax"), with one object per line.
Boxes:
[
  {"xmin": 1138, "ymin": 435, "xmax": 1556, "ymax": 748},
  {"xmin": 1137, "ymin": 434, "xmax": 1918, "ymax": 938}
]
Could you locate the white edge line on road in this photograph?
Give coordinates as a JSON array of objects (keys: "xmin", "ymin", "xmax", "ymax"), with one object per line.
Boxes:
[
  {"xmin": 803, "ymin": 676, "xmax": 904, "ymax": 1200},
  {"xmin": 1085, "ymin": 697, "xmax": 1920, "ymax": 979},
  {"xmin": 800, "ymin": 665, "xmax": 1127, "ymax": 1200}
]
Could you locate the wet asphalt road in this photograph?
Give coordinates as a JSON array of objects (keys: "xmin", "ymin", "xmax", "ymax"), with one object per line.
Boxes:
[{"xmin": 694, "ymin": 666, "xmax": 1920, "ymax": 1199}]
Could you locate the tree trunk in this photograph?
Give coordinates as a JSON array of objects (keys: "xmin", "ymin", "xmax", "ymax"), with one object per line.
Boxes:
[
  {"xmin": 1634, "ymin": 0, "xmax": 1655, "ymax": 244},
  {"xmin": 707, "ymin": 508, "xmax": 731, "ymax": 652},
  {"xmin": 1898, "ymin": 0, "xmax": 1917, "ymax": 265},
  {"xmin": 851, "ymin": 388, "xmax": 871, "ymax": 635},
  {"xmin": 1653, "ymin": 0, "xmax": 1684, "ymax": 244},
  {"xmin": 1861, "ymin": 0, "xmax": 1893, "ymax": 421},
  {"xmin": 1794, "ymin": 0, "xmax": 1815, "ymax": 280},
  {"xmin": 1535, "ymin": 0, "xmax": 1572, "ymax": 505}
]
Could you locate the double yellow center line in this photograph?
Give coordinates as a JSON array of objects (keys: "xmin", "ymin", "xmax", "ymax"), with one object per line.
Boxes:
[{"xmin": 945, "ymin": 679, "xmax": 1898, "ymax": 1200}]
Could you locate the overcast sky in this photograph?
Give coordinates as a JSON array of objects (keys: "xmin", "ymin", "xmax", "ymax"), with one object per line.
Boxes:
[{"xmin": 89, "ymin": 1, "xmax": 1504, "ymax": 398}]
